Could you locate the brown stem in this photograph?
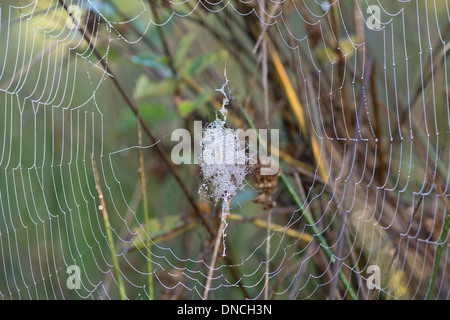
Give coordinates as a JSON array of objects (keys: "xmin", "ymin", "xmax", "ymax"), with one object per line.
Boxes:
[
  {"xmin": 57, "ymin": 0, "xmax": 209, "ymax": 235},
  {"xmin": 203, "ymin": 199, "xmax": 231, "ymax": 300},
  {"xmin": 58, "ymin": 0, "xmax": 249, "ymax": 298}
]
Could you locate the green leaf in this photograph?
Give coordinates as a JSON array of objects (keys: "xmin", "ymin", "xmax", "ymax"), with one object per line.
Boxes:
[
  {"xmin": 317, "ymin": 35, "xmax": 358, "ymax": 62},
  {"xmin": 139, "ymin": 102, "xmax": 177, "ymax": 122},
  {"xmin": 174, "ymin": 33, "xmax": 196, "ymax": 69},
  {"xmin": 120, "ymin": 102, "xmax": 177, "ymax": 132},
  {"xmin": 184, "ymin": 50, "xmax": 228, "ymax": 77},
  {"xmin": 178, "ymin": 91, "xmax": 211, "ymax": 117},
  {"xmin": 125, "ymin": 215, "xmax": 197, "ymax": 252},
  {"xmin": 133, "ymin": 74, "xmax": 151, "ymax": 101},
  {"xmin": 178, "ymin": 100, "xmax": 197, "ymax": 117},
  {"xmin": 133, "ymin": 74, "xmax": 180, "ymax": 101},
  {"xmin": 131, "ymin": 53, "xmax": 173, "ymax": 78}
]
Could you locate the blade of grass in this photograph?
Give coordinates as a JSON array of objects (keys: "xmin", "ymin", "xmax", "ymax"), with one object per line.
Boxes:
[
  {"xmin": 137, "ymin": 120, "xmax": 154, "ymax": 299},
  {"xmin": 57, "ymin": 0, "xmax": 207, "ymax": 230},
  {"xmin": 425, "ymin": 193, "xmax": 450, "ymax": 299},
  {"xmin": 258, "ymin": 0, "xmax": 271, "ymax": 299},
  {"xmin": 59, "ymin": 0, "xmax": 246, "ymax": 299},
  {"xmin": 203, "ymin": 199, "xmax": 232, "ymax": 300},
  {"xmin": 229, "ymin": 213, "xmax": 312, "ymax": 243},
  {"xmin": 92, "ymin": 159, "xmax": 127, "ymax": 300},
  {"xmin": 238, "ymin": 104, "xmax": 357, "ymax": 300},
  {"xmin": 269, "ymin": 46, "xmax": 328, "ymax": 183},
  {"xmin": 379, "ymin": 133, "xmax": 449, "ymax": 295},
  {"xmin": 17, "ymin": 0, "xmax": 23, "ymax": 16},
  {"xmin": 127, "ymin": 209, "xmax": 312, "ymax": 253},
  {"xmin": 279, "ymin": 172, "xmax": 357, "ymax": 300}
]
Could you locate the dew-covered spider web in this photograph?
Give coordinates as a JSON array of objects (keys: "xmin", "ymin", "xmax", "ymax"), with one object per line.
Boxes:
[{"xmin": 0, "ymin": 0, "xmax": 449, "ymax": 300}]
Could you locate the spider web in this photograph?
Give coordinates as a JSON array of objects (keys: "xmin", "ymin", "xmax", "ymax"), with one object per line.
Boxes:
[{"xmin": 0, "ymin": 0, "xmax": 449, "ymax": 300}]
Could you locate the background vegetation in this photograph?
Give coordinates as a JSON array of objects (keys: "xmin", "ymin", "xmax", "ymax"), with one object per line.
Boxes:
[{"xmin": 0, "ymin": 0, "xmax": 449, "ymax": 300}]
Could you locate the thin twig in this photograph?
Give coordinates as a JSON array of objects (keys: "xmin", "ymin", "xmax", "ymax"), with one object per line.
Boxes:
[
  {"xmin": 57, "ymin": 0, "xmax": 209, "ymax": 235},
  {"xmin": 425, "ymin": 211, "xmax": 450, "ymax": 299},
  {"xmin": 252, "ymin": 3, "xmax": 282, "ymax": 55},
  {"xmin": 239, "ymin": 104, "xmax": 357, "ymax": 300},
  {"xmin": 380, "ymin": 135, "xmax": 449, "ymax": 294},
  {"xmin": 203, "ymin": 199, "xmax": 231, "ymax": 300},
  {"xmin": 102, "ymin": 1, "xmax": 249, "ymax": 297},
  {"xmin": 59, "ymin": 0, "xmax": 251, "ymax": 298},
  {"xmin": 280, "ymin": 171, "xmax": 357, "ymax": 300},
  {"xmin": 259, "ymin": 0, "xmax": 271, "ymax": 301},
  {"xmin": 92, "ymin": 159, "xmax": 127, "ymax": 300},
  {"xmin": 148, "ymin": 0, "xmax": 176, "ymax": 74},
  {"xmin": 1, "ymin": 43, "xmax": 57, "ymax": 90},
  {"xmin": 425, "ymin": 168, "xmax": 450, "ymax": 299},
  {"xmin": 137, "ymin": 118, "xmax": 154, "ymax": 299},
  {"xmin": 327, "ymin": 56, "xmax": 374, "ymax": 299},
  {"xmin": 17, "ymin": 0, "xmax": 23, "ymax": 16}
]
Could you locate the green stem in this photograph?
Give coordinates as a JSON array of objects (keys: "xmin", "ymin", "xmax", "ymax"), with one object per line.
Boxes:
[
  {"xmin": 239, "ymin": 105, "xmax": 357, "ymax": 300},
  {"xmin": 425, "ymin": 211, "xmax": 450, "ymax": 299},
  {"xmin": 142, "ymin": 180, "xmax": 154, "ymax": 300},
  {"xmin": 138, "ymin": 120, "xmax": 154, "ymax": 299},
  {"xmin": 141, "ymin": 157, "xmax": 154, "ymax": 299},
  {"xmin": 103, "ymin": 212, "xmax": 127, "ymax": 300},
  {"xmin": 92, "ymin": 160, "xmax": 127, "ymax": 300},
  {"xmin": 279, "ymin": 172, "xmax": 357, "ymax": 300}
]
